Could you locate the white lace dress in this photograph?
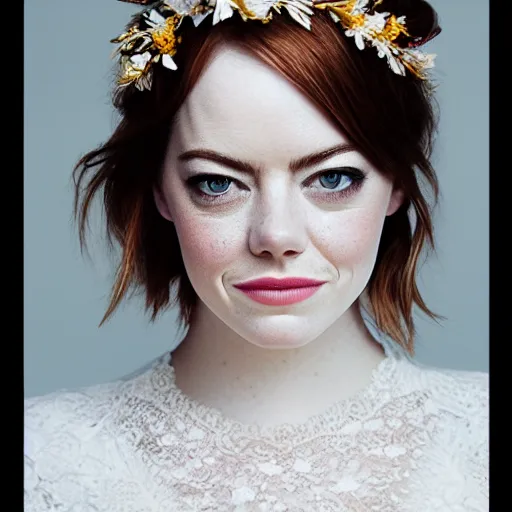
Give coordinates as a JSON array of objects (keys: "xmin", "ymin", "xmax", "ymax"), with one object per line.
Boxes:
[{"xmin": 24, "ymin": 352, "xmax": 488, "ymax": 511}]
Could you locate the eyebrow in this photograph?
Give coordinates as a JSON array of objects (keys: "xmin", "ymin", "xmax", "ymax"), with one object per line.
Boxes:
[{"xmin": 177, "ymin": 143, "xmax": 357, "ymax": 174}]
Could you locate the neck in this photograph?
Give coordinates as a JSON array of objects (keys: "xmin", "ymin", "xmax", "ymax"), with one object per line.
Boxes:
[{"xmin": 171, "ymin": 301, "xmax": 386, "ymax": 427}]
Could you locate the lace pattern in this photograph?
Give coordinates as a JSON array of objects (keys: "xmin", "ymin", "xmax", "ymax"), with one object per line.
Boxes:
[{"xmin": 24, "ymin": 353, "xmax": 488, "ymax": 511}]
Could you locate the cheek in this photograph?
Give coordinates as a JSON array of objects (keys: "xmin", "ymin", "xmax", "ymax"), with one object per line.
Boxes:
[
  {"xmin": 315, "ymin": 208, "xmax": 387, "ymax": 275},
  {"xmin": 162, "ymin": 171, "xmax": 247, "ymax": 286},
  {"xmin": 173, "ymin": 213, "xmax": 246, "ymax": 283}
]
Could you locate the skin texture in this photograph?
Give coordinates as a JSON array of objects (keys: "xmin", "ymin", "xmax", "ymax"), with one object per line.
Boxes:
[{"xmin": 154, "ymin": 44, "xmax": 403, "ymax": 425}]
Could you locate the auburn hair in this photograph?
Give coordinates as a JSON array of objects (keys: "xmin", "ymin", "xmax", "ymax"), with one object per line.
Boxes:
[{"xmin": 74, "ymin": 0, "xmax": 442, "ymax": 354}]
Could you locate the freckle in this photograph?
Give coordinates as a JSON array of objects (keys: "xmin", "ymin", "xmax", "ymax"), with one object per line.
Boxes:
[
  {"xmin": 236, "ymin": 376, "xmax": 240, "ymax": 380},
  {"xmin": 314, "ymin": 372, "xmax": 319, "ymax": 377},
  {"xmin": 222, "ymin": 361, "xmax": 227, "ymax": 366},
  {"xmin": 281, "ymin": 359, "xmax": 286, "ymax": 364}
]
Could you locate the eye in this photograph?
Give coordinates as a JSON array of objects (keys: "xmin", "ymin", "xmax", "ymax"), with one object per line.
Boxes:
[
  {"xmin": 198, "ymin": 176, "xmax": 232, "ymax": 195},
  {"xmin": 306, "ymin": 168, "xmax": 365, "ymax": 195},
  {"xmin": 186, "ymin": 174, "xmax": 234, "ymax": 197},
  {"xmin": 318, "ymin": 172, "xmax": 352, "ymax": 190}
]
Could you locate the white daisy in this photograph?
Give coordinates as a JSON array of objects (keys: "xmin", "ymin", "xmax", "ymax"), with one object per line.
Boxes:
[
  {"xmin": 388, "ymin": 54, "xmax": 406, "ymax": 75},
  {"xmin": 118, "ymin": 53, "xmax": 153, "ymax": 91},
  {"xmin": 329, "ymin": 10, "xmax": 340, "ymax": 23},
  {"xmin": 130, "ymin": 51, "xmax": 153, "ymax": 71},
  {"xmin": 371, "ymin": 39, "xmax": 392, "ymax": 60},
  {"xmin": 191, "ymin": 11, "xmax": 211, "ymax": 26},
  {"xmin": 351, "ymin": 0, "xmax": 370, "ymax": 16},
  {"xmin": 281, "ymin": 0, "xmax": 314, "ymax": 30},
  {"xmin": 246, "ymin": 0, "xmax": 276, "ymax": 19},
  {"xmin": 146, "ymin": 9, "xmax": 167, "ymax": 28},
  {"xmin": 364, "ymin": 11, "xmax": 388, "ymax": 32},
  {"xmin": 213, "ymin": 0, "xmax": 235, "ymax": 25},
  {"xmin": 162, "ymin": 53, "xmax": 178, "ymax": 70},
  {"xmin": 409, "ymin": 50, "xmax": 437, "ymax": 70},
  {"xmin": 135, "ymin": 70, "xmax": 153, "ymax": 91},
  {"xmin": 345, "ymin": 28, "xmax": 366, "ymax": 51}
]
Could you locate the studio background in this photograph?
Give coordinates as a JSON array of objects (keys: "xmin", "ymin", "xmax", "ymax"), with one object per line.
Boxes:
[{"xmin": 24, "ymin": 0, "xmax": 489, "ymax": 398}]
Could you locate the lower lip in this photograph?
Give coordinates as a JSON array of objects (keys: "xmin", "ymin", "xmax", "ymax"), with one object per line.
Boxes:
[{"xmin": 236, "ymin": 285, "xmax": 324, "ymax": 306}]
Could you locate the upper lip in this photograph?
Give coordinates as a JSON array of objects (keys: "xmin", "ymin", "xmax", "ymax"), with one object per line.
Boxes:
[{"xmin": 233, "ymin": 277, "xmax": 328, "ymax": 290}]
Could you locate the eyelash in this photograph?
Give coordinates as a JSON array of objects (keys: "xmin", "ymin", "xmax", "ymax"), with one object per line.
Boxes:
[{"xmin": 185, "ymin": 168, "xmax": 366, "ymax": 204}]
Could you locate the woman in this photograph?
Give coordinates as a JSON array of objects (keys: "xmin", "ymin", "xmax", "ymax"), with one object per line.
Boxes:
[{"xmin": 24, "ymin": 0, "xmax": 488, "ymax": 510}]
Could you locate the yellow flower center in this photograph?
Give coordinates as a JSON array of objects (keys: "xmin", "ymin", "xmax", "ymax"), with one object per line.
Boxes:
[
  {"xmin": 324, "ymin": 1, "xmax": 367, "ymax": 30},
  {"xmin": 379, "ymin": 15, "xmax": 409, "ymax": 42},
  {"xmin": 349, "ymin": 13, "xmax": 366, "ymax": 28},
  {"xmin": 152, "ymin": 15, "xmax": 182, "ymax": 55}
]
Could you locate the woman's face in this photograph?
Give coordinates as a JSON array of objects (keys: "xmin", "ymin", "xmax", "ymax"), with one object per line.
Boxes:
[{"xmin": 155, "ymin": 44, "xmax": 402, "ymax": 349}]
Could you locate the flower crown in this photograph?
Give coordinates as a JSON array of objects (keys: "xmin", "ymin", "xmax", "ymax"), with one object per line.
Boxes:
[{"xmin": 113, "ymin": 0, "xmax": 438, "ymax": 91}]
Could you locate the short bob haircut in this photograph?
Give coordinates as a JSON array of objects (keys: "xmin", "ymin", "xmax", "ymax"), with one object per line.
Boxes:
[{"xmin": 74, "ymin": 0, "xmax": 442, "ymax": 354}]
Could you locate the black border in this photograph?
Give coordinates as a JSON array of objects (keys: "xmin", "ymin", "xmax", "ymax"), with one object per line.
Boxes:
[
  {"xmin": 20, "ymin": 0, "xmax": 26, "ymax": 508},
  {"xmin": 489, "ymin": 0, "xmax": 494, "ymax": 506}
]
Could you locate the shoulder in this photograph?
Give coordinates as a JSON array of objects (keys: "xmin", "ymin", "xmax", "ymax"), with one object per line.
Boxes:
[
  {"xmin": 24, "ymin": 381, "xmax": 124, "ymax": 510},
  {"xmin": 24, "ymin": 355, "xmax": 172, "ymax": 511},
  {"xmin": 24, "ymin": 353, "xmax": 170, "ymax": 441},
  {"xmin": 397, "ymin": 358, "xmax": 488, "ymax": 488},
  {"xmin": 396, "ymin": 366, "xmax": 488, "ymax": 510},
  {"xmin": 392, "ymin": 356, "xmax": 488, "ymax": 453},
  {"xmin": 398, "ymin": 358, "xmax": 488, "ymax": 421},
  {"xmin": 389, "ymin": 357, "xmax": 489, "ymax": 507},
  {"xmin": 25, "ymin": 379, "xmax": 120, "ymax": 426},
  {"xmin": 24, "ymin": 376, "xmax": 127, "ymax": 459}
]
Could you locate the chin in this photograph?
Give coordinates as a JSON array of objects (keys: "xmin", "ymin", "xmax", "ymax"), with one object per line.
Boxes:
[{"xmin": 229, "ymin": 314, "xmax": 333, "ymax": 350}]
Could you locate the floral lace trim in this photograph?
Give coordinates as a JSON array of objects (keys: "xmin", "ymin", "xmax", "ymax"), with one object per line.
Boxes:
[{"xmin": 127, "ymin": 352, "xmax": 415, "ymax": 445}]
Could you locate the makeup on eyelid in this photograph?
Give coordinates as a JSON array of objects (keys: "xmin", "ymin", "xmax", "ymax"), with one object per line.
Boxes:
[{"xmin": 184, "ymin": 168, "xmax": 367, "ymax": 204}]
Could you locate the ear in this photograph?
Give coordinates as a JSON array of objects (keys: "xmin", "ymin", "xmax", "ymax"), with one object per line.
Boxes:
[
  {"xmin": 153, "ymin": 186, "xmax": 173, "ymax": 222},
  {"xmin": 386, "ymin": 187, "xmax": 405, "ymax": 216}
]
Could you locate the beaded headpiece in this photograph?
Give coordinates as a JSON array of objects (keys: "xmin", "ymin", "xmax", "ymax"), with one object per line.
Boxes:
[{"xmin": 113, "ymin": 0, "xmax": 439, "ymax": 91}]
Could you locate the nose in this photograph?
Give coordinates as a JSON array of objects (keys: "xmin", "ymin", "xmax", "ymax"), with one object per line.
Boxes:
[{"xmin": 248, "ymin": 191, "xmax": 308, "ymax": 260}]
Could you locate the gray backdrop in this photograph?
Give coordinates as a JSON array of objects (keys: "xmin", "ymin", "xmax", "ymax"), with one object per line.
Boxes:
[{"xmin": 24, "ymin": 0, "xmax": 489, "ymax": 398}]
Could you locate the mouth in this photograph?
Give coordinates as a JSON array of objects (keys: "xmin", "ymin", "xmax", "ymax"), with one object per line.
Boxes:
[{"xmin": 233, "ymin": 277, "xmax": 328, "ymax": 306}]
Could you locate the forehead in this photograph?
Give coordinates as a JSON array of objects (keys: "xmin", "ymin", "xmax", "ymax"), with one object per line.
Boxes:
[{"xmin": 170, "ymin": 44, "xmax": 347, "ymax": 162}]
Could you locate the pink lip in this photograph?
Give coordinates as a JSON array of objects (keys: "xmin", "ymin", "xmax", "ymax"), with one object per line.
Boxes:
[{"xmin": 233, "ymin": 277, "xmax": 327, "ymax": 306}]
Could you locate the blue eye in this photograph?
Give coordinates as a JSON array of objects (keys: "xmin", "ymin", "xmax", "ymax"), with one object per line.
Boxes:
[
  {"xmin": 199, "ymin": 177, "xmax": 231, "ymax": 195},
  {"xmin": 318, "ymin": 172, "xmax": 352, "ymax": 190},
  {"xmin": 319, "ymin": 173, "xmax": 341, "ymax": 189}
]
